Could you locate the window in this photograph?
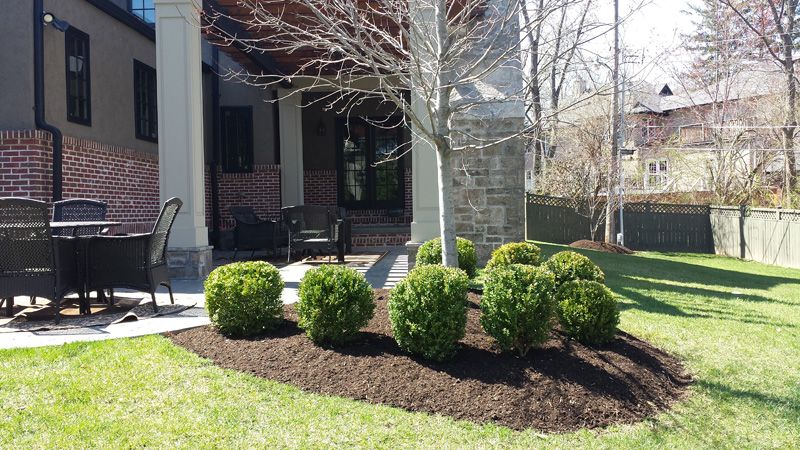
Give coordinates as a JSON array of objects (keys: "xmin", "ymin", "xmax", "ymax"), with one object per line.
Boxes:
[
  {"xmin": 129, "ymin": 0, "xmax": 155, "ymax": 24},
  {"xmin": 65, "ymin": 28, "xmax": 91, "ymax": 125},
  {"xmin": 221, "ymin": 107, "xmax": 254, "ymax": 173},
  {"xmin": 646, "ymin": 159, "xmax": 669, "ymax": 190},
  {"xmin": 337, "ymin": 117, "xmax": 407, "ymax": 208},
  {"xmin": 133, "ymin": 60, "xmax": 157, "ymax": 141}
]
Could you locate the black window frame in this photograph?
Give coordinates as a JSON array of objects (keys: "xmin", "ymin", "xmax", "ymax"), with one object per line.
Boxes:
[
  {"xmin": 65, "ymin": 27, "xmax": 91, "ymax": 126},
  {"xmin": 133, "ymin": 59, "xmax": 158, "ymax": 142},
  {"xmin": 336, "ymin": 116, "xmax": 408, "ymax": 209},
  {"xmin": 220, "ymin": 106, "xmax": 255, "ymax": 173},
  {"xmin": 128, "ymin": 0, "xmax": 156, "ymax": 24}
]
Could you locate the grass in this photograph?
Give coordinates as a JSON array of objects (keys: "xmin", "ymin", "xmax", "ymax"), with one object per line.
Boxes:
[{"xmin": 1, "ymin": 242, "xmax": 799, "ymax": 448}]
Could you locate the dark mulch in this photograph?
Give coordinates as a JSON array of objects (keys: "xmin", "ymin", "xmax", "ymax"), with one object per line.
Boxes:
[
  {"xmin": 168, "ymin": 290, "xmax": 691, "ymax": 432},
  {"xmin": 570, "ymin": 239, "xmax": 635, "ymax": 254}
]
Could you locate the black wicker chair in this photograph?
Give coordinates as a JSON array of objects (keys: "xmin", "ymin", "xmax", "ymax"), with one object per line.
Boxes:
[
  {"xmin": 229, "ymin": 206, "xmax": 284, "ymax": 259},
  {"xmin": 0, "ymin": 198, "xmax": 82, "ymax": 323},
  {"xmin": 85, "ymin": 197, "xmax": 182, "ymax": 313},
  {"xmin": 282, "ymin": 205, "xmax": 347, "ymax": 263},
  {"xmin": 52, "ymin": 198, "xmax": 108, "ymax": 236}
]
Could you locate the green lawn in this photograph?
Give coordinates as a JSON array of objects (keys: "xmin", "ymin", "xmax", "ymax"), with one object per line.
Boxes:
[{"xmin": 1, "ymin": 242, "xmax": 799, "ymax": 448}]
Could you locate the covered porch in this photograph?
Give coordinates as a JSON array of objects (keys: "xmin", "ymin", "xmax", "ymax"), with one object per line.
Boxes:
[{"xmin": 155, "ymin": 0, "xmax": 441, "ymax": 277}]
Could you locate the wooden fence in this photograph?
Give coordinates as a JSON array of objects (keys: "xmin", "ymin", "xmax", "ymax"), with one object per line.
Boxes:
[{"xmin": 526, "ymin": 194, "xmax": 800, "ymax": 268}]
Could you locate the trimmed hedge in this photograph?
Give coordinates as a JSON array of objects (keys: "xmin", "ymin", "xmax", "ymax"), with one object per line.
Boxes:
[
  {"xmin": 388, "ymin": 265, "xmax": 469, "ymax": 361},
  {"xmin": 416, "ymin": 237, "xmax": 478, "ymax": 278},
  {"xmin": 486, "ymin": 242, "xmax": 542, "ymax": 269},
  {"xmin": 480, "ymin": 264, "xmax": 556, "ymax": 356},
  {"xmin": 297, "ymin": 265, "xmax": 375, "ymax": 344},
  {"xmin": 543, "ymin": 251, "xmax": 605, "ymax": 287},
  {"xmin": 204, "ymin": 261, "xmax": 284, "ymax": 337},
  {"xmin": 556, "ymin": 280, "xmax": 619, "ymax": 344}
]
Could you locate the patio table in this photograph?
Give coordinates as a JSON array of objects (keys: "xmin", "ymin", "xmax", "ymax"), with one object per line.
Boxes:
[{"xmin": 50, "ymin": 220, "xmax": 121, "ymax": 235}]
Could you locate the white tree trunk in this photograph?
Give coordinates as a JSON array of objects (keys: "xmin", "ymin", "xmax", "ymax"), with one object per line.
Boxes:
[{"xmin": 436, "ymin": 147, "xmax": 459, "ymax": 267}]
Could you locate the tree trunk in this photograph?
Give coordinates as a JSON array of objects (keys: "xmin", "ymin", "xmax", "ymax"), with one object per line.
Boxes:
[{"xmin": 435, "ymin": 146, "xmax": 458, "ymax": 267}]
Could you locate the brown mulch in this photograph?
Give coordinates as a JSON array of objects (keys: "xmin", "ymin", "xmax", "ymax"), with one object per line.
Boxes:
[
  {"xmin": 570, "ymin": 240, "xmax": 635, "ymax": 254},
  {"xmin": 168, "ymin": 290, "xmax": 691, "ymax": 432}
]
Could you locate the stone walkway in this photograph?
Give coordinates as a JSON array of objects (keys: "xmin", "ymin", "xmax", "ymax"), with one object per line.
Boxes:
[{"xmin": 0, "ymin": 247, "xmax": 408, "ymax": 350}]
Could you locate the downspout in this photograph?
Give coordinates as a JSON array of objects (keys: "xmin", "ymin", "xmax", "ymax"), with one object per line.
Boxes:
[
  {"xmin": 210, "ymin": 47, "xmax": 222, "ymax": 245},
  {"xmin": 34, "ymin": 0, "xmax": 64, "ymax": 201}
]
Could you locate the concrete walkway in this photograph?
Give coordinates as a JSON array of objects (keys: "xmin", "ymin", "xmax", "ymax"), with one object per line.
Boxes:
[{"xmin": 0, "ymin": 247, "xmax": 408, "ymax": 350}]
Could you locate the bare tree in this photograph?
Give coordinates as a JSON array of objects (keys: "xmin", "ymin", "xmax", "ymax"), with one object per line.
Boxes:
[
  {"xmin": 718, "ymin": 0, "xmax": 800, "ymax": 206},
  {"xmin": 205, "ymin": 0, "xmax": 533, "ymax": 266}
]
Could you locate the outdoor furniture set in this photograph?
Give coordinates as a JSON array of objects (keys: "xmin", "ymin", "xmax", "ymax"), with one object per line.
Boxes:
[
  {"xmin": 0, "ymin": 197, "xmax": 182, "ymax": 323},
  {"xmin": 230, "ymin": 205, "xmax": 352, "ymax": 263}
]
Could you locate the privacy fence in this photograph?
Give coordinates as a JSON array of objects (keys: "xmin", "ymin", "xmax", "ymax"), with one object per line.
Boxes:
[{"xmin": 526, "ymin": 194, "xmax": 800, "ymax": 269}]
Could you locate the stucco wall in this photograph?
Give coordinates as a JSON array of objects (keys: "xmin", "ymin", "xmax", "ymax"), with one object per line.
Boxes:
[
  {"xmin": 40, "ymin": 0, "xmax": 158, "ymax": 155},
  {"xmin": 0, "ymin": 1, "xmax": 35, "ymax": 130}
]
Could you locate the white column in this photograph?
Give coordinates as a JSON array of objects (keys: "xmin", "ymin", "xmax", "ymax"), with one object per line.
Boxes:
[
  {"xmin": 408, "ymin": 0, "xmax": 440, "ymax": 245},
  {"xmin": 278, "ymin": 89, "xmax": 304, "ymax": 206},
  {"xmin": 155, "ymin": 0, "xmax": 208, "ymax": 252}
]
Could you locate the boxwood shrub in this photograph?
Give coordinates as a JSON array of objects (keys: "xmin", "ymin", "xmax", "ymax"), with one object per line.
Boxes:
[
  {"xmin": 204, "ymin": 261, "xmax": 284, "ymax": 337},
  {"xmin": 388, "ymin": 265, "xmax": 469, "ymax": 361},
  {"xmin": 543, "ymin": 250, "xmax": 605, "ymax": 287},
  {"xmin": 480, "ymin": 264, "xmax": 556, "ymax": 356},
  {"xmin": 486, "ymin": 242, "xmax": 542, "ymax": 269},
  {"xmin": 555, "ymin": 280, "xmax": 619, "ymax": 344},
  {"xmin": 296, "ymin": 265, "xmax": 375, "ymax": 344},
  {"xmin": 415, "ymin": 237, "xmax": 478, "ymax": 278}
]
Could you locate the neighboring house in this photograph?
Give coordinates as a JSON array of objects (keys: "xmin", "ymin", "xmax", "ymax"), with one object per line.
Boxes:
[{"xmin": 0, "ymin": 0, "xmax": 526, "ymax": 276}]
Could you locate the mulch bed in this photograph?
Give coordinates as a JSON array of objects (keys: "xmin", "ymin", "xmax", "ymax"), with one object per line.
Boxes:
[
  {"xmin": 570, "ymin": 239, "xmax": 635, "ymax": 254},
  {"xmin": 168, "ymin": 290, "xmax": 691, "ymax": 432}
]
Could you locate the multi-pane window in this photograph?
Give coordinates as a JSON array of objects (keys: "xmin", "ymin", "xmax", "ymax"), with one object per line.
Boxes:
[
  {"xmin": 338, "ymin": 118, "xmax": 406, "ymax": 208},
  {"xmin": 133, "ymin": 60, "xmax": 158, "ymax": 142},
  {"xmin": 65, "ymin": 28, "xmax": 91, "ymax": 125},
  {"xmin": 646, "ymin": 159, "xmax": 669, "ymax": 190},
  {"xmin": 129, "ymin": 0, "xmax": 156, "ymax": 24},
  {"xmin": 221, "ymin": 107, "xmax": 254, "ymax": 173}
]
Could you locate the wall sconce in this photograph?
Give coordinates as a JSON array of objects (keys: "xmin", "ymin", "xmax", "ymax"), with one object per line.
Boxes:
[
  {"xmin": 42, "ymin": 12, "xmax": 71, "ymax": 32},
  {"xmin": 316, "ymin": 119, "xmax": 327, "ymax": 136}
]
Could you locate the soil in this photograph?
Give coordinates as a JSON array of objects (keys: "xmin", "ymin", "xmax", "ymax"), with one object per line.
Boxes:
[
  {"xmin": 168, "ymin": 290, "xmax": 691, "ymax": 432},
  {"xmin": 570, "ymin": 240, "xmax": 635, "ymax": 254}
]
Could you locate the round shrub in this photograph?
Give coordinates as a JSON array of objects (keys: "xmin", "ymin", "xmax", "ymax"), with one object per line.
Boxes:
[
  {"xmin": 296, "ymin": 265, "xmax": 375, "ymax": 344},
  {"xmin": 480, "ymin": 264, "xmax": 556, "ymax": 356},
  {"xmin": 555, "ymin": 280, "xmax": 619, "ymax": 344},
  {"xmin": 543, "ymin": 251, "xmax": 605, "ymax": 287},
  {"xmin": 486, "ymin": 242, "xmax": 542, "ymax": 269},
  {"xmin": 415, "ymin": 237, "xmax": 478, "ymax": 277},
  {"xmin": 388, "ymin": 265, "xmax": 469, "ymax": 361},
  {"xmin": 204, "ymin": 261, "xmax": 284, "ymax": 337}
]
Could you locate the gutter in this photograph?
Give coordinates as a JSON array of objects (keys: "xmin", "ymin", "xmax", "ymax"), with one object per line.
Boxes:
[
  {"xmin": 33, "ymin": 0, "xmax": 63, "ymax": 202},
  {"xmin": 209, "ymin": 47, "xmax": 222, "ymax": 244}
]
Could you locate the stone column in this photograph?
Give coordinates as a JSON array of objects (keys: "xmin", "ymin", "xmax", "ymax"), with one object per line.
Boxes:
[
  {"xmin": 278, "ymin": 89, "xmax": 304, "ymax": 206},
  {"xmin": 406, "ymin": 0, "xmax": 441, "ymax": 266},
  {"xmin": 155, "ymin": 0, "xmax": 212, "ymax": 279}
]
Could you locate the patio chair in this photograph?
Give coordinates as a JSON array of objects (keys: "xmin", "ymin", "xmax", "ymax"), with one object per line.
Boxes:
[
  {"xmin": 52, "ymin": 198, "xmax": 108, "ymax": 236},
  {"xmin": 0, "ymin": 198, "xmax": 82, "ymax": 323},
  {"xmin": 85, "ymin": 197, "xmax": 182, "ymax": 313},
  {"xmin": 229, "ymin": 206, "xmax": 284, "ymax": 259},
  {"xmin": 282, "ymin": 205, "xmax": 347, "ymax": 263}
]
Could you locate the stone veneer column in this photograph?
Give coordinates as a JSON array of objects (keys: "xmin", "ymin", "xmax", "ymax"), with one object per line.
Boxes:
[
  {"xmin": 278, "ymin": 89, "xmax": 304, "ymax": 206},
  {"xmin": 406, "ymin": 0, "xmax": 441, "ymax": 267},
  {"xmin": 155, "ymin": 0, "xmax": 212, "ymax": 278}
]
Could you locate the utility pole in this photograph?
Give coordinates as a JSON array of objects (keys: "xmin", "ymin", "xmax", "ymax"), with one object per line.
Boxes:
[
  {"xmin": 605, "ymin": 0, "xmax": 619, "ymax": 244},
  {"xmin": 617, "ymin": 55, "xmax": 625, "ymax": 247}
]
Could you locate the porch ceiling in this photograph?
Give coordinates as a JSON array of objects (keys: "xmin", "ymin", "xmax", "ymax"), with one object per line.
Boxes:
[{"xmin": 202, "ymin": 0, "xmax": 485, "ymax": 79}]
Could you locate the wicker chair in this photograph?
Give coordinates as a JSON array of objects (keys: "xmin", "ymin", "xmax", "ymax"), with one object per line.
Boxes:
[
  {"xmin": 85, "ymin": 198, "xmax": 182, "ymax": 313},
  {"xmin": 52, "ymin": 198, "xmax": 108, "ymax": 236},
  {"xmin": 282, "ymin": 205, "xmax": 346, "ymax": 262},
  {"xmin": 0, "ymin": 198, "xmax": 82, "ymax": 323},
  {"xmin": 229, "ymin": 206, "xmax": 283, "ymax": 259}
]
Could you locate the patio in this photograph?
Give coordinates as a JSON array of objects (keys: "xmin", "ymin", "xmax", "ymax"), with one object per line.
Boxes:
[{"xmin": 0, "ymin": 247, "xmax": 408, "ymax": 349}]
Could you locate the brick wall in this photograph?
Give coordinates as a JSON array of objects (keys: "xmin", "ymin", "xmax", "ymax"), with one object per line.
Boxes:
[
  {"xmin": 0, "ymin": 130, "xmax": 160, "ymax": 234},
  {"xmin": 206, "ymin": 164, "xmax": 282, "ymax": 229},
  {"xmin": 303, "ymin": 169, "xmax": 337, "ymax": 206}
]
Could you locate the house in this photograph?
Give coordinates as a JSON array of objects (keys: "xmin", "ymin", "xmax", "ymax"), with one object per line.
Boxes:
[{"xmin": 0, "ymin": 0, "xmax": 526, "ymax": 277}]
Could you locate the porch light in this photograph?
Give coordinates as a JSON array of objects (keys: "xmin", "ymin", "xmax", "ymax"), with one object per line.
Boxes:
[
  {"xmin": 42, "ymin": 12, "xmax": 71, "ymax": 32},
  {"xmin": 317, "ymin": 119, "xmax": 327, "ymax": 136}
]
